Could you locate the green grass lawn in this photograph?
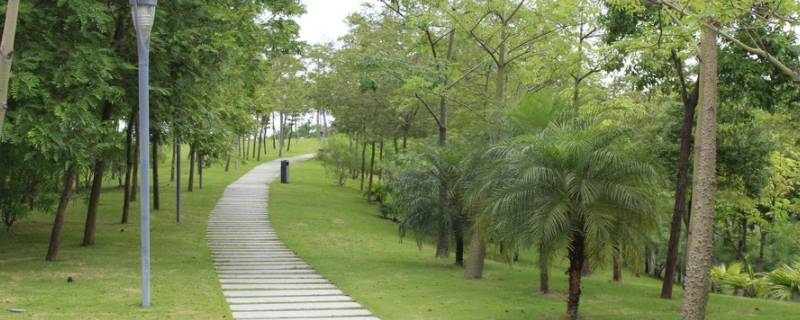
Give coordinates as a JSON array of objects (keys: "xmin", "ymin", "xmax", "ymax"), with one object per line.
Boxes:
[
  {"xmin": 269, "ymin": 160, "xmax": 800, "ymax": 320},
  {"xmin": 0, "ymin": 138, "xmax": 319, "ymax": 319}
]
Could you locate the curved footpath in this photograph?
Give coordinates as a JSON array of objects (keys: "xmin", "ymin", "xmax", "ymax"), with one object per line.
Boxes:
[{"xmin": 207, "ymin": 155, "xmax": 379, "ymax": 320}]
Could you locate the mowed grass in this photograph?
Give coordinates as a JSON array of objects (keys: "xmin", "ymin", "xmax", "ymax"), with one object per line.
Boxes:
[
  {"xmin": 269, "ymin": 160, "xmax": 800, "ymax": 320},
  {"xmin": 0, "ymin": 138, "xmax": 319, "ymax": 319}
]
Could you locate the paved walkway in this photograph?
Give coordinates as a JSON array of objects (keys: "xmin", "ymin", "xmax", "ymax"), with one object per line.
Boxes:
[{"xmin": 208, "ymin": 155, "xmax": 378, "ymax": 320}]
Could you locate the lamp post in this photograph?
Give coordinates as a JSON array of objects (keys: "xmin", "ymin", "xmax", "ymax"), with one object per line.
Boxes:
[{"xmin": 131, "ymin": 0, "xmax": 157, "ymax": 308}]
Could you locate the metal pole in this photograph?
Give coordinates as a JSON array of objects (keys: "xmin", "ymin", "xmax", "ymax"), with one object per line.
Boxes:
[
  {"xmin": 176, "ymin": 140, "xmax": 181, "ymax": 223},
  {"xmin": 134, "ymin": 6, "xmax": 151, "ymax": 309}
]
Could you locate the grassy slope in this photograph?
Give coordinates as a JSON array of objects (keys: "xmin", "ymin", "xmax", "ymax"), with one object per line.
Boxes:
[
  {"xmin": 0, "ymin": 138, "xmax": 319, "ymax": 319},
  {"xmin": 269, "ymin": 160, "xmax": 800, "ymax": 320}
]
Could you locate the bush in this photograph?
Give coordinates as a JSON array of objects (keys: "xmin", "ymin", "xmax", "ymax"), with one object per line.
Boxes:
[
  {"xmin": 768, "ymin": 262, "xmax": 800, "ymax": 301},
  {"xmin": 318, "ymin": 135, "xmax": 360, "ymax": 186}
]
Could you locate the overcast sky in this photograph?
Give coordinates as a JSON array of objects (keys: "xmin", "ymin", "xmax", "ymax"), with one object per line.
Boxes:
[{"xmin": 298, "ymin": 0, "xmax": 366, "ymax": 45}]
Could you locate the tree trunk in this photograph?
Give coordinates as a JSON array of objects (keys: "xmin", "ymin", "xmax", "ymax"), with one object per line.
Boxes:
[
  {"xmin": 272, "ymin": 113, "xmax": 277, "ymax": 149},
  {"xmin": 261, "ymin": 126, "xmax": 268, "ymax": 155},
  {"xmin": 360, "ymin": 141, "xmax": 367, "ymax": 191},
  {"xmin": 539, "ymin": 242, "xmax": 550, "ymax": 293},
  {"xmin": 287, "ymin": 122, "xmax": 294, "ymax": 152},
  {"xmin": 316, "ymin": 109, "xmax": 321, "ymax": 143},
  {"xmin": 378, "ymin": 139, "xmax": 384, "ymax": 181},
  {"xmin": 464, "ymin": 230, "xmax": 486, "ymax": 279},
  {"xmin": 758, "ymin": 228, "xmax": 767, "ymax": 266},
  {"xmin": 566, "ymin": 231, "xmax": 586, "ymax": 320},
  {"xmin": 278, "ymin": 113, "xmax": 285, "ymax": 158},
  {"xmin": 322, "ymin": 110, "xmax": 329, "ymax": 137},
  {"xmin": 453, "ymin": 214, "xmax": 464, "ymax": 267},
  {"xmin": 225, "ymin": 154, "xmax": 231, "ymax": 172},
  {"xmin": 252, "ymin": 129, "xmax": 258, "ymax": 159},
  {"xmin": 581, "ymin": 259, "xmax": 593, "ymax": 276},
  {"xmin": 436, "ymin": 223, "xmax": 450, "ymax": 258},
  {"xmin": 152, "ymin": 137, "xmax": 160, "ymax": 210},
  {"xmin": 682, "ymin": 23, "xmax": 719, "ymax": 320},
  {"xmin": 46, "ymin": 165, "xmax": 77, "ymax": 261},
  {"xmin": 83, "ymin": 159, "xmax": 105, "ymax": 246},
  {"xmin": 170, "ymin": 140, "xmax": 176, "ymax": 181},
  {"xmin": 83, "ymin": 101, "xmax": 113, "ymax": 245},
  {"xmin": 402, "ymin": 126, "xmax": 409, "ymax": 150},
  {"xmin": 0, "ymin": 0, "xmax": 20, "ymax": 138},
  {"xmin": 662, "ymin": 55, "xmax": 700, "ymax": 300},
  {"xmin": 367, "ymin": 141, "xmax": 376, "ymax": 201},
  {"xmin": 122, "ymin": 113, "xmax": 135, "ymax": 224},
  {"xmin": 613, "ymin": 246, "xmax": 622, "ymax": 282},
  {"xmin": 188, "ymin": 144, "xmax": 195, "ymax": 192},
  {"xmin": 494, "ymin": 30, "xmax": 506, "ymax": 108},
  {"xmin": 198, "ymin": 152, "xmax": 203, "ymax": 190},
  {"xmin": 257, "ymin": 118, "xmax": 263, "ymax": 161}
]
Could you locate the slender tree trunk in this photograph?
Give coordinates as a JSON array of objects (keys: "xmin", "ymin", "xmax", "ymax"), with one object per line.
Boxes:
[
  {"xmin": 83, "ymin": 159, "xmax": 105, "ymax": 246},
  {"xmin": 257, "ymin": 117, "xmax": 263, "ymax": 161},
  {"xmin": 566, "ymin": 231, "xmax": 587, "ymax": 320},
  {"xmin": 434, "ymin": 31, "xmax": 455, "ymax": 260},
  {"xmin": 0, "ymin": 0, "xmax": 20, "ymax": 137},
  {"xmin": 539, "ymin": 242, "xmax": 550, "ymax": 293},
  {"xmin": 367, "ymin": 141, "xmax": 376, "ymax": 201},
  {"xmin": 198, "ymin": 152, "xmax": 203, "ymax": 190},
  {"xmin": 245, "ymin": 136, "xmax": 250, "ymax": 160},
  {"xmin": 261, "ymin": 126, "xmax": 267, "ymax": 155},
  {"xmin": 272, "ymin": 113, "xmax": 277, "ymax": 149},
  {"xmin": 170, "ymin": 139, "xmax": 176, "ymax": 181},
  {"xmin": 464, "ymin": 230, "xmax": 486, "ymax": 279},
  {"xmin": 83, "ymin": 101, "xmax": 113, "ymax": 245},
  {"xmin": 453, "ymin": 214, "xmax": 464, "ymax": 267},
  {"xmin": 378, "ymin": 139, "xmax": 384, "ymax": 181},
  {"xmin": 682, "ymin": 23, "xmax": 719, "ymax": 320},
  {"xmin": 435, "ymin": 225, "xmax": 450, "ymax": 258},
  {"xmin": 225, "ymin": 154, "xmax": 231, "ymax": 172},
  {"xmin": 46, "ymin": 166, "xmax": 77, "ymax": 261},
  {"xmin": 252, "ymin": 129, "xmax": 258, "ymax": 159},
  {"xmin": 322, "ymin": 110, "xmax": 329, "ymax": 137},
  {"xmin": 360, "ymin": 141, "xmax": 367, "ymax": 191},
  {"xmin": 287, "ymin": 122, "xmax": 294, "ymax": 152},
  {"xmin": 188, "ymin": 144, "xmax": 195, "ymax": 192},
  {"xmin": 662, "ymin": 57, "xmax": 700, "ymax": 300},
  {"xmin": 402, "ymin": 127, "xmax": 409, "ymax": 150},
  {"xmin": 737, "ymin": 216, "xmax": 748, "ymax": 262},
  {"xmin": 316, "ymin": 109, "xmax": 321, "ymax": 143},
  {"xmin": 122, "ymin": 113, "xmax": 135, "ymax": 224},
  {"xmin": 494, "ymin": 30, "xmax": 506, "ymax": 108},
  {"xmin": 581, "ymin": 259, "xmax": 593, "ymax": 276},
  {"xmin": 279, "ymin": 112, "xmax": 285, "ymax": 158},
  {"xmin": 152, "ymin": 138, "xmax": 160, "ymax": 210},
  {"xmin": 613, "ymin": 246, "xmax": 622, "ymax": 282},
  {"xmin": 758, "ymin": 228, "xmax": 767, "ymax": 265}
]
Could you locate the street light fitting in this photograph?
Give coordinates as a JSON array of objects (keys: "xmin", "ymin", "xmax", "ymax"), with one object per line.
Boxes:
[{"xmin": 130, "ymin": 0, "xmax": 157, "ymax": 42}]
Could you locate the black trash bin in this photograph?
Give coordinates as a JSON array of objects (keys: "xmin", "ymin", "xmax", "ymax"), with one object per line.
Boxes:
[{"xmin": 280, "ymin": 160, "xmax": 289, "ymax": 184}]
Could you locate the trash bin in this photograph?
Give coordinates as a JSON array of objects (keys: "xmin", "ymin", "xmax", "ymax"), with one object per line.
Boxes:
[{"xmin": 280, "ymin": 160, "xmax": 289, "ymax": 184}]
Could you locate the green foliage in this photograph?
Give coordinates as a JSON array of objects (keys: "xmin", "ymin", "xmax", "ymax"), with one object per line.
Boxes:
[
  {"xmin": 319, "ymin": 135, "xmax": 360, "ymax": 186},
  {"xmin": 767, "ymin": 262, "xmax": 800, "ymax": 301}
]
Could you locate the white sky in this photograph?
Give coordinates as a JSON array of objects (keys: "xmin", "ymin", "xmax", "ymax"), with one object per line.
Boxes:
[{"xmin": 298, "ymin": 0, "xmax": 366, "ymax": 45}]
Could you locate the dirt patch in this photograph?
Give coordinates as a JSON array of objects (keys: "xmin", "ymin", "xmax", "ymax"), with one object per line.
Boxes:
[{"xmin": 333, "ymin": 218, "xmax": 346, "ymax": 225}]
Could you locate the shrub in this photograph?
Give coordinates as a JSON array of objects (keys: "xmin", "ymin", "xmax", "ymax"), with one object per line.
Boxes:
[
  {"xmin": 768, "ymin": 262, "xmax": 800, "ymax": 301},
  {"xmin": 319, "ymin": 135, "xmax": 360, "ymax": 186}
]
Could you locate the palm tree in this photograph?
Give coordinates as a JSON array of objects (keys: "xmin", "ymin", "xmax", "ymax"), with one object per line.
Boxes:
[
  {"xmin": 482, "ymin": 124, "xmax": 660, "ymax": 320},
  {"xmin": 768, "ymin": 262, "xmax": 800, "ymax": 301},
  {"xmin": 388, "ymin": 148, "xmax": 467, "ymax": 265}
]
